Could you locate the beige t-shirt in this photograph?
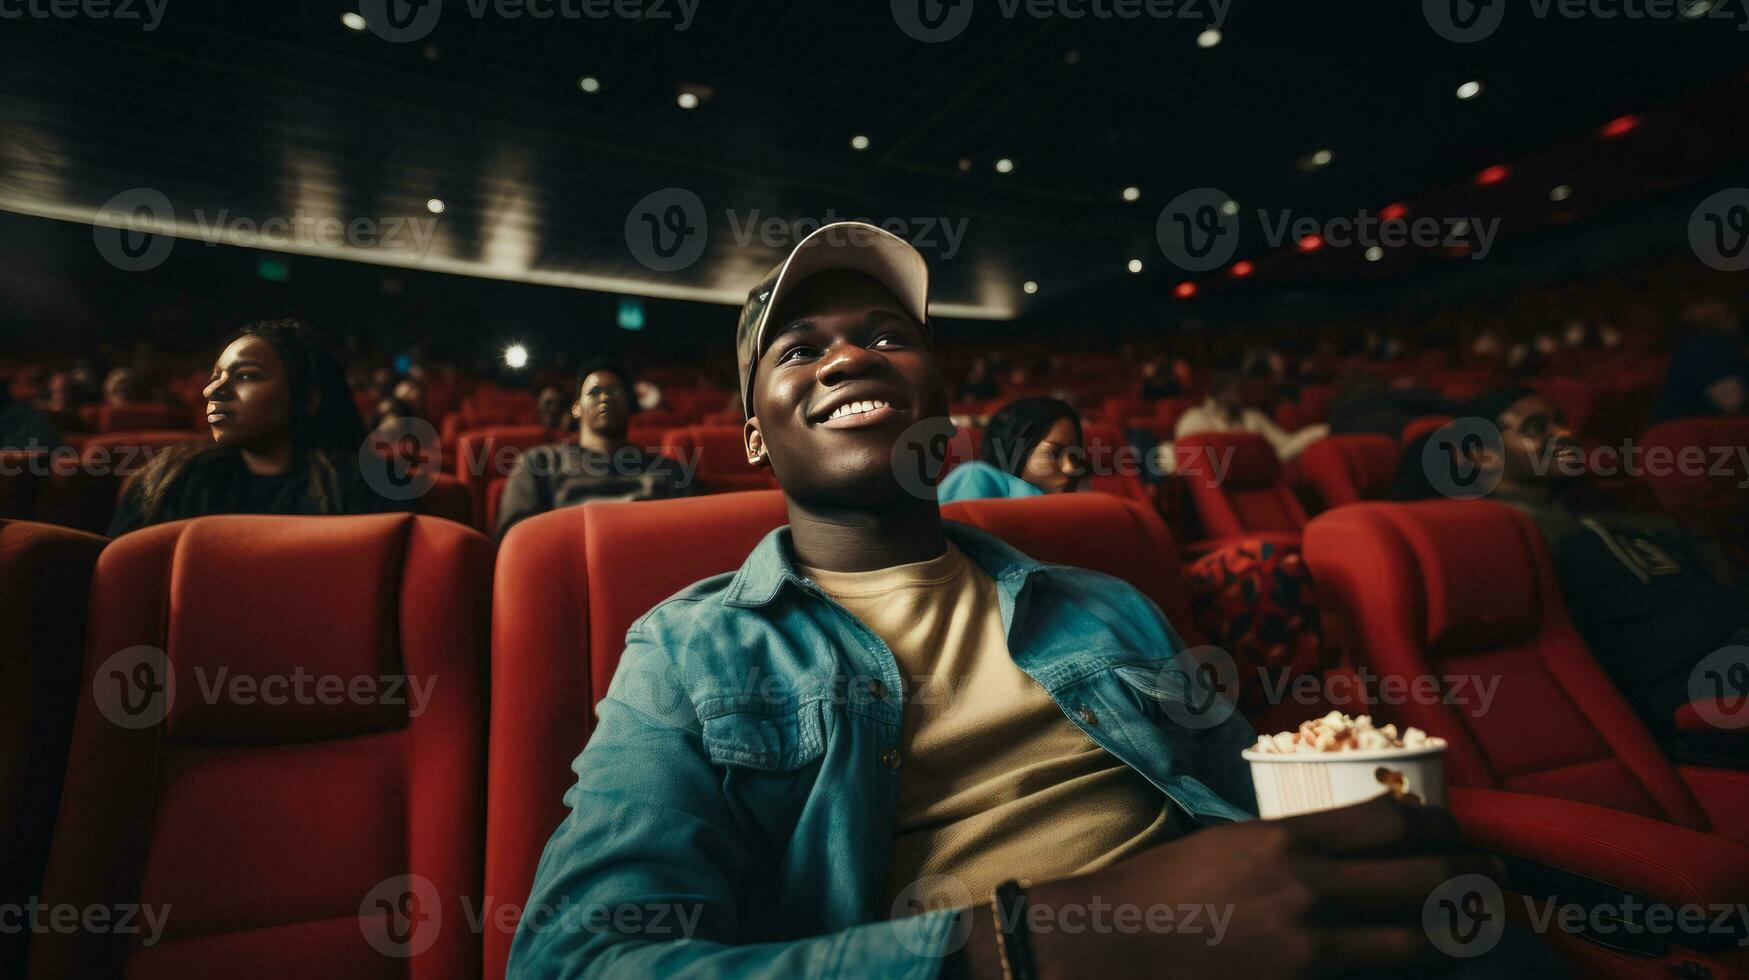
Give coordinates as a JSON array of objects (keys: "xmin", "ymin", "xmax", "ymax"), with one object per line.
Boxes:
[{"xmin": 797, "ymin": 543, "xmax": 1175, "ymax": 910}]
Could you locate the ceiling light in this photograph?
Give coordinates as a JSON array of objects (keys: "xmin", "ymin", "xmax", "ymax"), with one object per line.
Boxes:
[
  {"xmin": 850, "ymin": 134, "xmax": 871, "ymax": 151},
  {"xmin": 1456, "ymin": 80, "xmax": 1483, "ymax": 100},
  {"xmin": 426, "ymin": 198, "xmax": 445, "ymax": 214},
  {"xmin": 1311, "ymin": 149, "xmax": 1334, "ymax": 167},
  {"xmin": 1196, "ymin": 28, "xmax": 1222, "ymax": 48},
  {"xmin": 1230, "ymin": 260, "xmax": 1254, "ymax": 278},
  {"xmin": 504, "ymin": 345, "xmax": 529, "ymax": 369},
  {"xmin": 1380, "ymin": 202, "xmax": 1408, "ymax": 221},
  {"xmin": 578, "ymin": 75, "xmax": 601, "ymax": 93},
  {"xmin": 1365, "ymin": 246, "xmax": 1384, "ymax": 262},
  {"xmin": 1220, "ymin": 199, "xmax": 1239, "ymax": 216},
  {"xmin": 1122, "ymin": 186, "xmax": 1141, "ymax": 202},
  {"xmin": 1297, "ymin": 234, "xmax": 1324, "ymax": 252},
  {"xmin": 1476, "ymin": 165, "xmax": 1510, "ymax": 186},
  {"xmin": 1022, "ymin": 280, "xmax": 1039, "ymax": 294},
  {"xmin": 677, "ymin": 92, "xmax": 700, "ymax": 109},
  {"xmin": 1549, "ymin": 184, "xmax": 1573, "ymax": 202},
  {"xmin": 1174, "ymin": 281, "xmax": 1198, "ymax": 299},
  {"xmin": 995, "ymin": 158, "xmax": 1015, "ymax": 174},
  {"xmin": 957, "ymin": 158, "xmax": 973, "ymax": 172},
  {"xmin": 1600, "ymin": 114, "xmax": 1640, "ymax": 139},
  {"xmin": 1128, "ymin": 258, "xmax": 1144, "ymax": 274},
  {"xmin": 341, "ymin": 12, "xmax": 367, "ymax": 30}
]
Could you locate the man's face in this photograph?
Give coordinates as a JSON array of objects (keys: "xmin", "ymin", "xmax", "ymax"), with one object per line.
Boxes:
[
  {"xmin": 574, "ymin": 370, "xmax": 631, "ymax": 437},
  {"xmin": 1495, "ymin": 393, "xmax": 1583, "ymax": 486},
  {"xmin": 745, "ymin": 269, "xmax": 947, "ymax": 507},
  {"xmin": 536, "ymin": 386, "xmax": 568, "ymax": 427}
]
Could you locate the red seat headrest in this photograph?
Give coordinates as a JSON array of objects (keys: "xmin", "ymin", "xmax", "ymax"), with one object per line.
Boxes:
[
  {"xmin": 1178, "ymin": 431, "xmax": 1280, "ymax": 488},
  {"xmin": 1376, "ymin": 502, "xmax": 1543, "ymax": 656}
]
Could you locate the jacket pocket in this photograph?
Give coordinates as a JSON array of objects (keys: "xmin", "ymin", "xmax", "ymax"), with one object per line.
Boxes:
[{"xmin": 698, "ymin": 698, "xmax": 828, "ymax": 771}]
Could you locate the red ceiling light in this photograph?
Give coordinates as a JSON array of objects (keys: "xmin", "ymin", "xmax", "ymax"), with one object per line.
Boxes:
[
  {"xmin": 1476, "ymin": 165, "xmax": 1510, "ymax": 186},
  {"xmin": 1599, "ymin": 114, "xmax": 1640, "ymax": 139},
  {"xmin": 1174, "ymin": 281, "xmax": 1198, "ymax": 299},
  {"xmin": 1380, "ymin": 202, "xmax": 1408, "ymax": 221},
  {"xmin": 1230, "ymin": 260, "xmax": 1255, "ymax": 278},
  {"xmin": 1296, "ymin": 234, "xmax": 1324, "ymax": 252}
]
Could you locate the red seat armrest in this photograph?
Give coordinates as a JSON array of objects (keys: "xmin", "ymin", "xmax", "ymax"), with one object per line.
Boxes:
[{"xmin": 1448, "ymin": 787, "xmax": 1749, "ymax": 910}]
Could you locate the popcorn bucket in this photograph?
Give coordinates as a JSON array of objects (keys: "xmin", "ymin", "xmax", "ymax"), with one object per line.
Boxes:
[{"xmin": 1241, "ymin": 744, "xmax": 1447, "ymax": 819}]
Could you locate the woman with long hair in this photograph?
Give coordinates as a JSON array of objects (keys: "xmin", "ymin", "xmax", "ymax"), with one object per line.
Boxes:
[
  {"xmin": 109, "ymin": 319, "xmax": 399, "ymax": 535},
  {"xmin": 935, "ymin": 396, "xmax": 1088, "ymax": 503}
]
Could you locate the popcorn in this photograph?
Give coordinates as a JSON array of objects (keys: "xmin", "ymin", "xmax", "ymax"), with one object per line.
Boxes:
[{"xmin": 1251, "ymin": 711, "xmax": 1446, "ymax": 755}]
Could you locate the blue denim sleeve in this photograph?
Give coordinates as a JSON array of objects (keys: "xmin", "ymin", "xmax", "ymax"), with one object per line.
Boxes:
[{"xmin": 506, "ymin": 631, "xmax": 963, "ymax": 980}]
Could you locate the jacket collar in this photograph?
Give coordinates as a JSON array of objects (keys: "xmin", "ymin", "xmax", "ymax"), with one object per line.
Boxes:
[{"xmin": 722, "ymin": 520, "xmax": 1049, "ymax": 609}]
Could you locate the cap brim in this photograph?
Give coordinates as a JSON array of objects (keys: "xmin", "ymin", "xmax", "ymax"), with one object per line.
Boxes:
[{"xmin": 742, "ymin": 222, "xmax": 929, "ymax": 416}]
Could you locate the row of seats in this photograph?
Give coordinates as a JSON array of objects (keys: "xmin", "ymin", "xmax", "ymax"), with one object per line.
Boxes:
[{"xmin": 5, "ymin": 490, "xmax": 1746, "ymax": 977}]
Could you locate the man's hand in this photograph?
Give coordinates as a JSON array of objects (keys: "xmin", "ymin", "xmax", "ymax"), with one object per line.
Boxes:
[{"xmin": 956, "ymin": 795, "xmax": 1504, "ymax": 979}]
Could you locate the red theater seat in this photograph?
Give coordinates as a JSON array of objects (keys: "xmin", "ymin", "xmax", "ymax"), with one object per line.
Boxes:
[
  {"xmin": 96, "ymin": 404, "xmax": 185, "ymax": 433},
  {"xmin": 1304, "ymin": 501, "xmax": 1749, "ymax": 970},
  {"xmin": 1297, "ymin": 434, "xmax": 1400, "ymax": 510},
  {"xmin": 660, "ymin": 425, "xmax": 776, "ymax": 494},
  {"xmin": 1401, "ymin": 414, "xmax": 1454, "ymax": 445},
  {"xmin": 454, "ymin": 426, "xmax": 559, "ymax": 529},
  {"xmin": 29, "ymin": 514, "xmax": 492, "ymax": 980},
  {"xmin": 1638, "ymin": 417, "xmax": 1749, "ymax": 550},
  {"xmin": 1175, "ymin": 431, "xmax": 1306, "ymax": 544},
  {"xmin": 0, "ymin": 521, "xmax": 105, "ymax": 977},
  {"xmin": 416, "ymin": 474, "xmax": 472, "ymax": 527},
  {"xmin": 485, "ymin": 491, "xmax": 1194, "ymax": 978}
]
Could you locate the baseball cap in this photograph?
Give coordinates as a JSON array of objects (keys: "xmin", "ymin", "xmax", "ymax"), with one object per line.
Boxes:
[{"xmin": 736, "ymin": 221, "xmax": 930, "ymax": 418}]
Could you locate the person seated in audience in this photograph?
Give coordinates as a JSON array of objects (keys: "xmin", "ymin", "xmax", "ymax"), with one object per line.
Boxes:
[
  {"xmin": 534, "ymin": 382, "xmax": 572, "ymax": 432},
  {"xmin": 493, "ymin": 359, "xmax": 693, "ymax": 539},
  {"xmin": 108, "ymin": 319, "xmax": 404, "ymax": 536},
  {"xmin": 1456, "ymin": 387, "xmax": 1749, "ymax": 743},
  {"xmin": 1174, "ymin": 372, "xmax": 1328, "ymax": 461},
  {"xmin": 1653, "ymin": 298, "xmax": 1747, "ymax": 423},
  {"xmin": 957, "ymin": 355, "xmax": 1000, "ymax": 401},
  {"xmin": 0, "ymin": 379, "xmax": 62, "ymax": 450},
  {"xmin": 101, "ymin": 366, "xmax": 147, "ymax": 406},
  {"xmin": 510, "ymin": 223, "xmax": 1532, "ymax": 979},
  {"xmin": 936, "ymin": 396, "xmax": 1085, "ymax": 502},
  {"xmin": 1139, "ymin": 356, "xmax": 1184, "ymax": 399}
]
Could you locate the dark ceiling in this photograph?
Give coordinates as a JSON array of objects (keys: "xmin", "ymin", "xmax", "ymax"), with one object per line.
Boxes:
[{"xmin": 1, "ymin": 0, "xmax": 1747, "ymax": 329}]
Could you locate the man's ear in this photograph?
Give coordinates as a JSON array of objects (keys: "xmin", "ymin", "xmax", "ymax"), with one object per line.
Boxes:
[
  {"xmin": 572, "ymin": 400, "xmax": 583, "ymax": 419},
  {"xmin": 744, "ymin": 417, "xmax": 769, "ymax": 469}
]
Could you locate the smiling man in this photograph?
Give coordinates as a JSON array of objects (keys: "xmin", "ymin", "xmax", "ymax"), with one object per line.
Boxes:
[{"xmin": 508, "ymin": 223, "xmax": 1510, "ymax": 979}]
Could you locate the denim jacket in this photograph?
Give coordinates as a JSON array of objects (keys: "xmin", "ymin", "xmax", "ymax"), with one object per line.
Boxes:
[{"xmin": 508, "ymin": 521, "xmax": 1258, "ymax": 979}]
